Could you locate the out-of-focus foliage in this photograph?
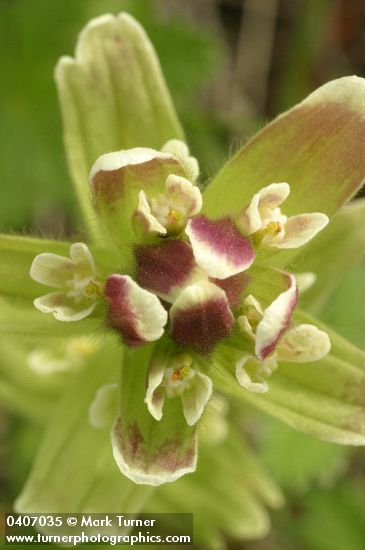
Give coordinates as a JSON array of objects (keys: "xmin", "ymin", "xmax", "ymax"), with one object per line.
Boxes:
[
  {"xmin": 259, "ymin": 418, "xmax": 350, "ymax": 495},
  {"xmin": 254, "ymin": 476, "xmax": 365, "ymax": 550},
  {"xmin": 296, "ymin": 480, "xmax": 365, "ymax": 550},
  {"xmin": 0, "ymin": 1, "xmax": 76, "ymax": 231},
  {"xmin": 0, "ymin": 0, "xmax": 223, "ymax": 233}
]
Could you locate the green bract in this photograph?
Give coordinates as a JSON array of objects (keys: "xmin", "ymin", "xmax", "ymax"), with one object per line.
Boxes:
[{"xmin": 2, "ymin": 12, "xmax": 365, "ymax": 548}]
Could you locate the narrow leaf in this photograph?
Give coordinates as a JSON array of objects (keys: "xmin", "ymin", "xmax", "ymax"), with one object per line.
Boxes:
[{"xmin": 55, "ymin": 13, "xmax": 184, "ymax": 242}]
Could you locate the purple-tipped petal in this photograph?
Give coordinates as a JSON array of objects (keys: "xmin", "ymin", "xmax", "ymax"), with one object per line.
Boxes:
[
  {"xmin": 255, "ymin": 273, "xmax": 298, "ymax": 360},
  {"xmin": 105, "ymin": 275, "xmax": 167, "ymax": 345},
  {"xmin": 170, "ymin": 281, "xmax": 234, "ymax": 355},
  {"xmin": 135, "ymin": 240, "xmax": 206, "ymax": 303},
  {"xmin": 186, "ymin": 215, "xmax": 255, "ymax": 279}
]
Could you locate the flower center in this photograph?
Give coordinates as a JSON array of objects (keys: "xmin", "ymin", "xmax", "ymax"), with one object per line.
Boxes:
[
  {"xmin": 171, "ymin": 364, "xmax": 191, "ymax": 382},
  {"xmin": 167, "ymin": 208, "xmax": 182, "ymax": 223},
  {"xmin": 66, "ymin": 277, "xmax": 101, "ymax": 302},
  {"xmin": 266, "ymin": 220, "xmax": 283, "ymax": 235},
  {"xmin": 155, "ymin": 201, "xmax": 186, "ymax": 235},
  {"xmin": 163, "ymin": 354, "xmax": 194, "ymax": 396},
  {"xmin": 258, "ymin": 208, "xmax": 287, "ymax": 244}
]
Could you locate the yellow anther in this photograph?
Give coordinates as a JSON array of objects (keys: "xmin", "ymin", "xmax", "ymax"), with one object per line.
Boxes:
[
  {"xmin": 172, "ymin": 365, "xmax": 191, "ymax": 382},
  {"xmin": 168, "ymin": 209, "xmax": 182, "ymax": 222},
  {"xmin": 171, "ymin": 353, "xmax": 192, "ymax": 382},
  {"xmin": 84, "ymin": 281, "xmax": 100, "ymax": 297},
  {"xmin": 266, "ymin": 220, "xmax": 282, "ymax": 235}
]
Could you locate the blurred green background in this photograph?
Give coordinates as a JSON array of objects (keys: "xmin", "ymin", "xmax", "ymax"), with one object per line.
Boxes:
[{"xmin": 1, "ymin": 1, "xmax": 365, "ymax": 549}]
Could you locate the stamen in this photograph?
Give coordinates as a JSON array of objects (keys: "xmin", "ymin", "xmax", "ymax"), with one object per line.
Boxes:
[
  {"xmin": 167, "ymin": 209, "xmax": 182, "ymax": 222},
  {"xmin": 171, "ymin": 353, "xmax": 192, "ymax": 382},
  {"xmin": 266, "ymin": 220, "xmax": 282, "ymax": 235},
  {"xmin": 172, "ymin": 365, "xmax": 191, "ymax": 382}
]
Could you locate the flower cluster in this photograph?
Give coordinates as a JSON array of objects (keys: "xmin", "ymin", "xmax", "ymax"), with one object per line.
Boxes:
[
  {"xmin": 30, "ymin": 139, "xmax": 331, "ymax": 431},
  {"xmin": 10, "ymin": 12, "xmax": 365, "ymax": 506},
  {"xmin": 236, "ymin": 281, "xmax": 330, "ymax": 393}
]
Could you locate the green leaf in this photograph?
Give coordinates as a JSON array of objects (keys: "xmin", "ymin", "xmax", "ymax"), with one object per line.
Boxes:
[
  {"xmin": 0, "ymin": 235, "xmax": 70, "ymax": 299},
  {"xmin": 55, "ymin": 12, "xmax": 184, "ymax": 243},
  {"xmin": 213, "ymin": 311, "xmax": 365, "ymax": 445},
  {"xmin": 203, "ymin": 77, "xmax": 365, "ymax": 219},
  {"xmin": 112, "ymin": 344, "xmax": 198, "ymax": 486},
  {"xmin": 298, "ymin": 199, "xmax": 365, "ymax": 314},
  {"xmin": 15, "ymin": 338, "xmax": 153, "ymax": 513}
]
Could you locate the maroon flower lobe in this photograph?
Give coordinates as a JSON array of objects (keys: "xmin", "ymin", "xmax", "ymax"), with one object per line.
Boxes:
[
  {"xmin": 135, "ymin": 240, "xmax": 198, "ymax": 302},
  {"xmin": 170, "ymin": 281, "xmax": 234, "ymax": 355},
  {"xmin": 185, "ymin": 215, "xmax": 255, "ymax": 279},
  {"xmin": 104, "ymin": 274, "xmax": 167, "ymax": 346}
]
